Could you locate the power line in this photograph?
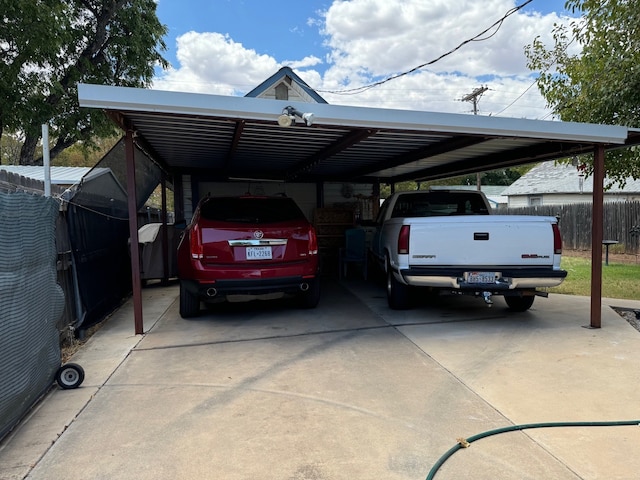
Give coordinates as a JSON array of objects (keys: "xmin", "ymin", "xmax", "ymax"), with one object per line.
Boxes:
[
  {"xmin": 316, "ymin": 0, "xmax": 533, "ymax": 95},
  {"xmin": 494, "ymin": 8, "xmax": 593, "ymax": 117}
]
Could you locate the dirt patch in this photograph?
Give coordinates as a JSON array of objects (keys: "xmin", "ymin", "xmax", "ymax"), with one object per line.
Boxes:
[
  {"xmin": 61, "ymin": 321, "xmax": 107, "ymax": 363},
  {"xmin": 564, "ymin": 249, "xmax": 639, "ymax": 265}
]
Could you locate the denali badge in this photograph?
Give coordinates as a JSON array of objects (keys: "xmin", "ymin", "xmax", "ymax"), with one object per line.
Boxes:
[
  {"xmin": 521, "ymin": 254, "xmax": 550, "ymax": 259},
  {"xmin": 253, "ymin": 230, "xmax": 264, "ymax": 240}
]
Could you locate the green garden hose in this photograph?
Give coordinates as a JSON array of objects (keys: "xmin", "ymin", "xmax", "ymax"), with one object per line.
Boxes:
[{"xmin": 426, "ymin": 419, "xmax": 640, "ymax": 480}]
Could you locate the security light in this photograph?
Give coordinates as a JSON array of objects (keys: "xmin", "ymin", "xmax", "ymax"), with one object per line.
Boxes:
[{"xmin": 277, "ymin": 106, "xmax": 315, "ymax": 127}]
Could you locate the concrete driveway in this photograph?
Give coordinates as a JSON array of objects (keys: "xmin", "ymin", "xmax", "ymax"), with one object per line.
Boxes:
[{"xmin": 1, "ymin": 279, "xmax": 640, "ymax": 480}]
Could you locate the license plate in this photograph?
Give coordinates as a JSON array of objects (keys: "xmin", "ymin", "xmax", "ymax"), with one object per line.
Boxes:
[
  {"xmin": 466, "ymin": 271, "xmax": 496, "ymax": 284},
  {"xmin": 246, "ymin": 246, "xmax": 272, "ymax": 260}
]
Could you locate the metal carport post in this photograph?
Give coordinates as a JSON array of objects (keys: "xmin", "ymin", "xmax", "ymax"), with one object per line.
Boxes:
[
  {"xmin": 125, "ymin": 128, "xmax": 144, "ymax": 335},
  {"xmin": 589, "ymin": 144, "xmax": 606, "ymax": 328}
]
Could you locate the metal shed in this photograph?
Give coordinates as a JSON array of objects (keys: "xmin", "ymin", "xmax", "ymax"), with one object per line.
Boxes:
[{"xmin": 77, "ymin": 83, "xmax": 639, "ymax": 332}]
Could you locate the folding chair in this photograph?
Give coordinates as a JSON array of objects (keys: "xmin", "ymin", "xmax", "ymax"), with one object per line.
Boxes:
[{"xmin": 338, "ymin": 228, "xmax": 368, "ymax": 280}]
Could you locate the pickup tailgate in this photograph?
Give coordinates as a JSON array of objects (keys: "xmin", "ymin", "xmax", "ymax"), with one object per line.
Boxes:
[{"xmin": 407, "ymin": 215, "xmax": 558, "ymax": 267}]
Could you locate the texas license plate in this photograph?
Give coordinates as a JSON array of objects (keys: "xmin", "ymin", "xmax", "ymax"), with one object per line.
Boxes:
[
  {"xmin": 246, "ymin": 246, "xmax": 272, "ymax": 260},
  {"xmin": 465, "ymin": 271, "xmax": 496, "ymax": 284}
]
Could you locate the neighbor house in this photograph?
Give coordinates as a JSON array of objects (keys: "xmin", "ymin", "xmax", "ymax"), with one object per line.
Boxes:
[
  {"xmin": 0, "ymin": 165, "xmax": 94, "ymax": 195},
  {"xmin": 501, "ymin": 160, "xmax": 640, "ymax": 207},
  {"xmin": 245, "ymin": 66, "xmax": 328, "ymax": 103}
]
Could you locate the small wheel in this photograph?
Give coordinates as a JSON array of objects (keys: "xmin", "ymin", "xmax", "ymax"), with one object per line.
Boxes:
[
  {"xmin": 505, "ymin": 295, "xmax": 535, "ymax": 312},
  {"xmin": 56, "ymin": 363, "xmax": 85, "ymax": 389}
]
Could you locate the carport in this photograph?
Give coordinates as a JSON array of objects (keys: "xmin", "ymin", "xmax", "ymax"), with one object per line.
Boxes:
[{"xmin": 77, "ymin": 83, "xmax": 639, "ymax": 333}]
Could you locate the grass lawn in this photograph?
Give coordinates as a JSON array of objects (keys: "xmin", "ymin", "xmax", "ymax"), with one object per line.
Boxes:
[{"xmin": 549, "ymin": 255, "xmax": 640, "ymax": 300}]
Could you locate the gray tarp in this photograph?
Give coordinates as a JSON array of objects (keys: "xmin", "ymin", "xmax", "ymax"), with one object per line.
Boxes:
[
  {"xmin": 64, "ymin": 137, "xmax": 162, "ymax": 328},
  {"xmin": 0, "ymin": 192, "xmax": 64, "ymax": 440}
]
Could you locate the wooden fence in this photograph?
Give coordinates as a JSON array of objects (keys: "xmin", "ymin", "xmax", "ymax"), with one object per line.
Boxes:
[
  {"xmin": 497, "ymin": 201, "xmax": 640, "ymax": 254},
  {"xmin": 0, "ymin": 169, "xmax": 67, "ymax": 196}
]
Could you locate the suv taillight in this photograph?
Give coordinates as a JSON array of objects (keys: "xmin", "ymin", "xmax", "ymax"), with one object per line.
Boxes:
[
  {"xmin": 552, "ymin": 223, "xmax": 562, "ymax": 255},
  {"xmin": 398, "ymin": 225, "xmax": 410, "ymax": 255},
  {"xmin": 190, "ymin": 224, "xmax": 203, "ymax": 259},
  {"xmin": 308, "ymin": 226, "xmax": 318, "ymax": 255}
]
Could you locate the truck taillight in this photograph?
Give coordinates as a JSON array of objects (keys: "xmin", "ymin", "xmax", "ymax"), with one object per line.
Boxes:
[
  {"xmin": 552, "ymin": 223, "xmax": 563, "ymax": 254},
  {"xmin": 308, "ymin": 226, "xmax": 318, "ymax": 255},
  {"xmin": 398, "ymin": 225, "xmax": 410, "ymax": 255},
  {"xmin": 190, "ymin": 224, "xmax": 203, "ymax": 259}
]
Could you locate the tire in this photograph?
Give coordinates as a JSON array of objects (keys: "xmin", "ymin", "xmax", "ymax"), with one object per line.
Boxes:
[
  {"xmin": 299, "ymin": 278, "xmax": 320, "ymax": 309},
  {"xmin": 55, "ymin": 363, "xmax": 85, "ymax": 389},
  {"xmin": 386, "ymin": 263, "xmax": 410, "ymax": 310},
  {"xmin": 505, "ymin": 295, "xmax": 535, "ymax": 312},
  {"xmin": 180, "ymin": 281, "xmax": 200, "ymax": 318}
]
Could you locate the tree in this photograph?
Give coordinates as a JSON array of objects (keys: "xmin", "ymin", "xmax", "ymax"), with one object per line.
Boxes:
[
  {"xmin": 378, "ymin": 165, "xmax": 530, "ymax": 198},
  {"xmin": 0, "ymin": 134, "xmax": 22, "ymax": 165},
  {"xmin": 459, "ymin": 167, "xmax": 526, "ymax": 187},
  {"xmin": 0, "ymin": 0, "xmax": 168, "ymax": 165},
  {"xmin": 53, "ymin": 136, "xmax": 121, "ymax": 167},
  {"xmin": 525, "ymin": 0, "xmax": 640, "ymax": 186}
]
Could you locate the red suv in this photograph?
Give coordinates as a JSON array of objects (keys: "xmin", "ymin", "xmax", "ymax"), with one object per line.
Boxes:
[{"xmin": 177, "ymin": 195, "xmax": 320, "ymax": 317}]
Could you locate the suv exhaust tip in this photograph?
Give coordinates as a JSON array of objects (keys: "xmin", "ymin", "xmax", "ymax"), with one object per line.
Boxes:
[
  {"xmin": 300, "ymin": 283, "xmax": 309, "ymax": 292},
  {"xmin": 206, "ymin": 287, "xmax": 218, "ymax": 297}
]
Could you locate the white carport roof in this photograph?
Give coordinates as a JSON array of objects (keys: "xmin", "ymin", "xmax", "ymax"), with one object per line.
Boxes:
[
  {"xmin": 77, "ymin": 84, "xmax": 634, "ymax": 184},
  {"xmin": 76, "ymin": 83, "xmax": 640, "ymax": 334}
]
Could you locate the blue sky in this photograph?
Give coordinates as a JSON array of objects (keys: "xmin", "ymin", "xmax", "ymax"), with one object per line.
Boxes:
[
  {"xmin": 157, "ymin": 1, "xmax": 331, "ymax": 65},
  {"xmin": 153, "ymin": 0, "xmax": 578, "ymax": 119}
]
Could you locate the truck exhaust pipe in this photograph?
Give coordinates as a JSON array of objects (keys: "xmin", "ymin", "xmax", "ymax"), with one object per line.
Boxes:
[
  {"xmin": 206, "ymin": 287, "xmax": 217, "ymax": 297},
  {"xmin": 300, "ymin": 283, "xmax": 309, "ymax": 292}
]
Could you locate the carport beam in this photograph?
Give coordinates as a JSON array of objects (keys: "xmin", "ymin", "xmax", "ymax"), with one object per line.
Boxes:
[
  {"xmin": 126, "ymin": 129, "xmax": 144, "ymax": 334},
  {"xmin": 589, "ymin": 145, "xmax": 605, "ymax": 328}
]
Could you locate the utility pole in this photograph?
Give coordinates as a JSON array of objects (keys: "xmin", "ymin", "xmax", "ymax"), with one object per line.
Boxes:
[
  {"xmin": 461, "ymin": 86, "xmax": 488, "ymax": 190},
  {"xmin": 461, "ymin": 86, "xmax": 488, "ymax": 115}
]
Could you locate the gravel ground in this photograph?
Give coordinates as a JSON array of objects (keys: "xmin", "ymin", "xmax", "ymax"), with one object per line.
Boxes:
[{"xmin": 614, "ymin": 307, "xmax": 640, "ymax": 333}]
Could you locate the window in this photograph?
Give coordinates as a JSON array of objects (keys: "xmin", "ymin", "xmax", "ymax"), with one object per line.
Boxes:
[
  {"xmin": 199, "ymin": 197, "xmax": 305, "ymax": 223},
  {"xmin": 275, "ymin": 83, "xmax": 289, "ymax": 100},
  {"xmin": 529, "ymin": 195, "xmax": 543, "ymax": 206},
  {"xmin": 390, "ymin": 192, "xmax": 490, "ymax": 217}
]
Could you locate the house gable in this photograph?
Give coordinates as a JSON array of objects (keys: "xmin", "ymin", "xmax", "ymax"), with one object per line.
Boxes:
[{"xmin": 244, "ymin": 66, "xmax": 328, "ymax": 104}]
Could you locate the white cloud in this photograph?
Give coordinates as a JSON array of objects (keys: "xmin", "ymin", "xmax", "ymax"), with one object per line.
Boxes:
[
  {"xmin": 153, "ymin": 0, "xmax": 575, "ymax": 119},
  {"xmin": 321, "ymin": 0, "xmax": 569, "ymax": 80},
  {"xmin": 153, "ymin": 31, "xmax": 279, "ymax": 94},
  {"xmin": 282, "ymin": 56, "xmax": 323, "ymax": 70}
]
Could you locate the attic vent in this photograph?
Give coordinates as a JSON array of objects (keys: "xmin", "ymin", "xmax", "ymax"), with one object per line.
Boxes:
[{"xmin": 275, "ymin": 83, "xmax": 288, "ymax": 100}]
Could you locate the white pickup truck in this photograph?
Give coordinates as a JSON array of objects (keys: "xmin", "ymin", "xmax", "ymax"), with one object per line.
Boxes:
[{"xmin": 369, "ymin": 189, "xmax": 567, "ymax": 311}]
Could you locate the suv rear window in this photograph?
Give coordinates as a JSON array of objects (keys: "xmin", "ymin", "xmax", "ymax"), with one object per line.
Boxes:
[{"xmin": 199, "ymin": 197, "xmax": 307, "ymax": 224}]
